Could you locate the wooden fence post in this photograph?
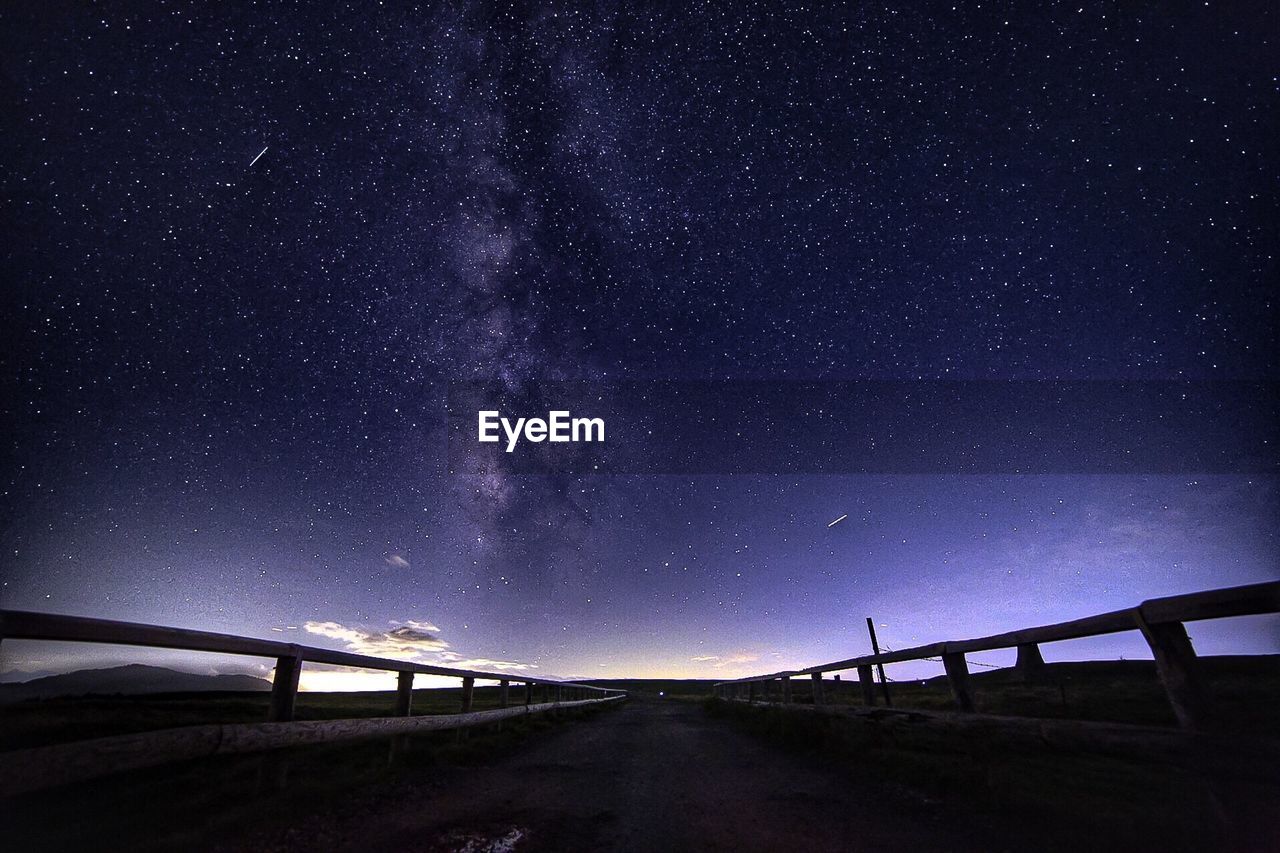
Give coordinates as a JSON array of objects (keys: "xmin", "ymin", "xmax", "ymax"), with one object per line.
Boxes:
[
  {"xmin": 396, "ymin": 671, "xmax": 414, "ymax": 716},
  {"xmin": 525, "ymin": 681, "xmax": 533, "ymax": 706},
  {"xmin": 1015, "ymin": 642, "xmax": 1046, "ymax": 683},
  {"xmin": 499, "ymin": 679, "xmax": 510, "ymax": 708},
  {"xmin": 941, "ymin": 651, "xmax": 975, "ymax": 712},
  {"xmin": 268, "ymin": 653, "xmax": 302, "ymax": 722},
  {"xmin": 461, "ymin": 676, "xmax": 475, "ymax": 713},
  {"xmin": 811, "ymin": 672, "xmax": 824, "ymax": 705},
  {"xmin": 866, "ymin": 617, "xmax": 892, "ymax": 707},
  {"xmin": 857, "ymin": 664, "xmax": 876, "ymax": 706},
  {"xmin": 1137, "ymin": 613, "xmax": 1214, "ymax": 730},
  {"xmin": 748, "ymin": 681, "xmax": 757, "ymax": 703},
  {"xmin": 782, "ymin": 677, "xmax": 792, "ymax": 704}
]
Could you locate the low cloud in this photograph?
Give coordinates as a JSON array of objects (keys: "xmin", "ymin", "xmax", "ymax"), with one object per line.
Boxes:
[
  {"xmin": 302, "ymin": 618, "xmax": 538, "ymax": 677},
  {"xmin": 439, "ymin": 652, "xmax": 537, "ymax": 671},
  {"xmin": 384, "ymin": 554, "xmax": 411, "ymax": 569},
  {"xmin": 691, "ymin": 652, "xmax": 761, "ymax": 668},
  {"xmin": 304, "ymin": 619, "xmax": 448, "ymax": 660}
]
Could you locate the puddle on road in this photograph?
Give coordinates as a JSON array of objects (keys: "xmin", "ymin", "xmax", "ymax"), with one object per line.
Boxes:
[{"xmin": 433, "ymin": 824, "xmax": 529, "ymax": 853}]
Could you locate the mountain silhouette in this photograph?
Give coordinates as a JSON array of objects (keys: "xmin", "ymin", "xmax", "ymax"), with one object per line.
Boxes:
[{"xmin": 0, "ymin": 664, "xmax": 271, "ymax": 702}]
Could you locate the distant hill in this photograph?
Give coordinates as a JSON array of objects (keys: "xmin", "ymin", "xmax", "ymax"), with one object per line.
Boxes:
[{"xmin": 0, "ymin": 664, "xmax": 272, "ymax": 702}]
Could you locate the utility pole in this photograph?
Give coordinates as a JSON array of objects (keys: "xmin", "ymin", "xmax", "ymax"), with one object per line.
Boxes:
[{"xmin": 866, "ymin": 617, "xmax": 892, "ymax": 707}]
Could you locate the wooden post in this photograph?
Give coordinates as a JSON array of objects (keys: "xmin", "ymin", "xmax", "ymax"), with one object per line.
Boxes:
[
  {"xmin": 396, "ymin": 671, "xmax": 414, "ymax": 716},
  {"xmin": 1015, "ymin": 642, "xmax": 1046, "ymax": 683},
  {"xmin": 857, "ymin": 664, "xmax": 876, "ymax": 706},
  {"xmin": 942, "ymin": 651, "xmax": 975, "ymax": 712},
  {"xmin": 748, "ymin": 681, "xmax": 757, "ymax": 703},
  {"xmin": 525, "ymin": 681, "xmax": 533, "ymax": 706},
  {"xmin": 811, "ymin": 672, "xmax": 824, "ymax": 705},
  {"xmin": 782, "ymin": 677, "xmax": 792, "ymax": 704},
  {"xmin": 460, "ymin": 676, "xmax": 475, "ymax": 713},
  {"xmin": 499, "ymin": 680, "xmax": 510, "ymax": 708},
  {"xmin": 866, "ymin": 617, "xmax": 892, "ymax": 707},
  {"xmin": 268, "ymin": 654, "xmax": 302, "ymax": 722},
  {"xmin": 1137, "ymin": 614, "xmax": 1215, "ymax": 730}
]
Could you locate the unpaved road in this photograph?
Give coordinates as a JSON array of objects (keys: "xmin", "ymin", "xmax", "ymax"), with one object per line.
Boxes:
[{"xmin": 244, "ymin": 698, "xmax": 996, "ymax": 852}]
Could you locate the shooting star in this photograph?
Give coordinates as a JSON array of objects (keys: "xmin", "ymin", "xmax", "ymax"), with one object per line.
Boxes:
[
  {"xmin": 249, "ymin": 146, "xmax": 269, "ymax": 167},
  {"xmin": 827, "ymin": 514, "xmax": 848, "ymax": 528}
]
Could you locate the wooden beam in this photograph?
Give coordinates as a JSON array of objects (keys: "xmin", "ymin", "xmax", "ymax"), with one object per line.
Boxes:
[
  {"xmin": 0, "ymin": 609, "xmax": 624, "ymax": 695},
  {"xmin": 460, "ymin": 676, "xmax": 475, "ymax": 713},
  {"xmin": 1015, "ymin": 642, "xmax": 1046, "ymax": 683},
  {"xmin": 0, "ymin": 696, "xmax": 627, "ymax": 798},
  {"xmin": 857, "ymin": 664, "xmax": 876, "ymax": 706},
  {"xmin": 1137, "ymin": 614, "xmax": 1214, "ymax": 730},
  {"xmin": 866, "ymin": 618, "xmax": 892, "ymax": 706},
  {"xmin": 395, "ymin": 671, "xmax": 414, "ymax": 716},
  {"xmin": 941, "ymin": 651, "xmax": 975, "ymax": 712},
  {"xmin": 268, "ymin": 654, "xmax": 302, "ymax": 722}
]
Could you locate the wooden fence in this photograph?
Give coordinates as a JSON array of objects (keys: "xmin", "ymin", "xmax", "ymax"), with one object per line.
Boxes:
[
  {"xmin": 713, "ymin": 581, "xmax": 1279, "ymax": 731},
  {"xmin": 0, "ymin": 610, "xmax": 625, "ymax": 796}
]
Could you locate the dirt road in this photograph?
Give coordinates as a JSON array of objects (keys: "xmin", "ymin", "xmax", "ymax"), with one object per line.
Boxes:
[{"xmin": 247, "ymin": 697, "xmax": 994, "ymax": 852}]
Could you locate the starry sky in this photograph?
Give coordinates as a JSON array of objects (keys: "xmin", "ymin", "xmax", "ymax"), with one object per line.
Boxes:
[{"xmin": 2, "ymin": 1, "xmax": 1276, "ymax": 688}]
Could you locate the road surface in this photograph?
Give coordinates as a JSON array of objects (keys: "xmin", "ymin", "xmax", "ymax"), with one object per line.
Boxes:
[{"xmin": 235, "ymin": 697, "xmax": 997, "ymax": 852}]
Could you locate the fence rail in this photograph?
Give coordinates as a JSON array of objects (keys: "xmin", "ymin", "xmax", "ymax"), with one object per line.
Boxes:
[
  {"xmin": 713, "ymin": 581, "xmax": 1280, "ymax": 730},
  {"xmin": 0, "ymin": 609, "xmax": 626, "ymax": 794},
  {"xmin": 0, "ymin": 696, "xmax": 624, "ymax": 798},
  {"xmin": 0, "ymin": 609, "xmax": 622, "ymax": 722}
]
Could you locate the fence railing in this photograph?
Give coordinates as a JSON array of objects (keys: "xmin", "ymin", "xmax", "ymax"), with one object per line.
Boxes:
[
  {"xmin": 713, "ymin": 581, "xmax": 1280, "ymax": 731},
  {"xmin": 0, "ymin": 609, "xmax": 625, "ymax": 795}
]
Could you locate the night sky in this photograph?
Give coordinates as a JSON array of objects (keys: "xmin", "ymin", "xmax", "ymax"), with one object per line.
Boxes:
[{"xmin": 2, "ymin": 2, "xmax": 1276, "ymax": 688}]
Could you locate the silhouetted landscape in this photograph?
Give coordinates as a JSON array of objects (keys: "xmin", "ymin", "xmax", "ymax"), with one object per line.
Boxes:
[{"xmin": 0, "ymin": 665, "xmax": 271, "ymax": 703}]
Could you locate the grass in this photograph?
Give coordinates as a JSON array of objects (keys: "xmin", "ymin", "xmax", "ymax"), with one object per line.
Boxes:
[
  {"xmin": 702, "ymin": 697, "xmax": 1279, "ymax": 852},
  {"xmin": 0, "ymin": 684, "xmax": 561, "ymax": 750},
  {"xmin": 1, "ymin": 697, "xmax": 620, "ymax": 852},
  {"xmin": 3, "ymin": 659, "xmax": 1277, "ymax": 850},
  {"xmin": 718, "ymin": 656, "xmax": 1280, "ymax": 735},
  {"xmin": 702, "ymin": 656, "xmax": 1280, "ymax": 853}
]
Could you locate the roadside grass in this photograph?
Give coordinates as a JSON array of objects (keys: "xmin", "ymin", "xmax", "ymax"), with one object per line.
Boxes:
[
  {"xmin": 703, "ymin": 659, "xmax": 1280, "ymax": 853},
  {"xmin": 0, "ymin": 699, "xmax": 620, "ymax": 852},
  {"xmin": 723, "ymin": 656, "xmax": 1280, "ymax": 736},
  {"xmin": 1, "ymin": 684, "xmax": 566, "ymax": 750}
]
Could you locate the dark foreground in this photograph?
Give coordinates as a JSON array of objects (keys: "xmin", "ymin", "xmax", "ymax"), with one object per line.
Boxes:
[
  {"xmin": 224, "ymin": 696, "xmax": 986, "ymax": 853},
  {"xmin": 5, "ymin": 690, "xmax": 1278, "ymax": 851}
]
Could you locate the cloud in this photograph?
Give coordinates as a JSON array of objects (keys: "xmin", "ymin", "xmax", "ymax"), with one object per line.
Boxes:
[
  {"xmin": 384, "ymin": 554, "xmax": 411, "ymax": 569},
  {"xmin": 691, "ymin": 652, "xmax": 761, "ymax": 669},
  {"xmin": 304, "ymin": 619, "xmax": 448, "ymax": 660},
  {"xmin": 302, "ymin": 618, "xmax": 539, "ymax": 678},
  {"xmin": 439, "ymin": 654, "xmax": 537, "ymax": 671}
]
